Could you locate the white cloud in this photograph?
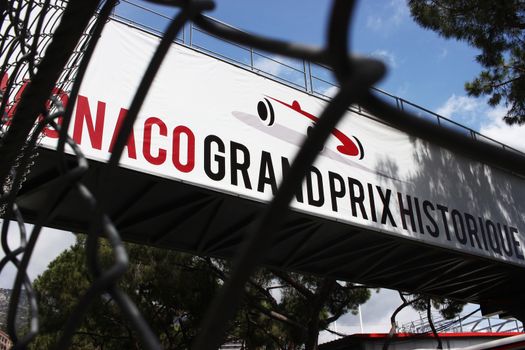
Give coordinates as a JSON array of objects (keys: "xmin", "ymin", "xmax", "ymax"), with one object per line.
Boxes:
[
  {"xmin": 366, "ymin": 0, "xmax": 408, "ymax": 32},
  {"xmin": 435, "ymin": 94, "xmax": 525, "ymax": 152},
  {"xmin": 0, "ymin": 222, "xmax": 75, "ymax": 288},
  {"xmin": 395, "ymin": 82, "xmax": 410, "ymax": 97},
  {"xmin": 370, "ymin": 49, "xmax": 398, "ymax": 69},
  {"xmin": 321, "ymin": 85, "xmax": 339, "ymax": 98},
  {"xmin": 253, "ymin": 55, "xmax": 284, "ymax": 77},
  {"xmin": 479, "ymin": 106, "xmax": 525, "ymax": 152},
  {"xmin": 389, "ymin": 0, "xmax": 409, "ymax": 26},
  {"xmin": 366, "ymin": 16, "xmax": 384, "ymax": 31},
  {"xmin": 436, "ymin": 94, "xmax": 481, "ymax": 121},
  {"xmin": 252, "ymin": 54, "xmax": 307, "ymax": 87},
  {"xmin": 319, "ymin": 288, "xmax": 483, "ymax": 345},
  {"xmin": 439, "ymin": 47, "xmax": 448, "ymax": 59},
  {"xmin": 253, "ymin": 54, "xmax": 301, "ymax": 78},
  {"xmin": 319, "ymin": 289, "xmax": 422, "ymax": 344}
]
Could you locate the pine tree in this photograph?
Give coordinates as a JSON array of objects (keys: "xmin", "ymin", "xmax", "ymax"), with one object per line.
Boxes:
[
  {"xmin": 31, "ymin": 237, "xmax": 371, "ymax": 349},
  {"xmin": 409, "ymin": 0, "xmax": 525, "ymax": 124}
]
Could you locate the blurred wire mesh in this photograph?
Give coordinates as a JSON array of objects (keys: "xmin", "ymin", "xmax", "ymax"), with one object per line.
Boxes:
[{"xmin": 0, "ymin": 1, "xmax": 523, "ymax": 350}]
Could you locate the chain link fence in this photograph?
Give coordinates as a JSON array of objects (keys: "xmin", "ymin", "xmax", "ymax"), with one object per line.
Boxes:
[{"xmin": 1, "ymin": 1, "xmax": 524, "ymax": 349}]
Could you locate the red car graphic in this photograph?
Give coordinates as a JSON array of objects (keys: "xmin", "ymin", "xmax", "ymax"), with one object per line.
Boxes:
[
  {"xmin": 265, "ymin": 96, "xmax": 364, "ymax": 159},
  {"xmin": 232, "ymin": 96, "xmax": 405, "ymax": 183}
]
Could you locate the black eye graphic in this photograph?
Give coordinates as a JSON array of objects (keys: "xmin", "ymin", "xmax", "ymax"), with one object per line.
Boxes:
[
  {"xmin": 257, "ymin": 98, "xmax": 275, "ymax": 126},
  {"xmin": 307, "ymin": 124, "xmax": 314, "ymax": 138},
  {"xmin": 307, "ymin": 124, "xmax": 324, "ymax": 152}
]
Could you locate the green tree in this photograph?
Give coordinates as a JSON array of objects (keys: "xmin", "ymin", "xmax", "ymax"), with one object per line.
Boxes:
[
  {"xmin": 383, "ymin": 292, "xmax": 465, "ymax": 350},
  {"xmin": 32, "ymin": 237, "xmax": 219, "ymax": 349},
  {"xmin": 31, "ymin": 237, "xmax": 371, "ymax": 349},
  {"xmin": 271, "ymin": 271, "xmax": 370, "ymax": 349},
  {"xmin": 409, "ymin": 0, "xmax": 525, "ymax": 124},
  {"xmin": 409, "ymin": 295, "xmax": 465, "ymax": 320}
]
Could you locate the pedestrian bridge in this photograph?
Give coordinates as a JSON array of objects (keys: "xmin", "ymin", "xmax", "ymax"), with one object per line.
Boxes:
[{"xmin": 16, "ymin": 9, "xmax": 525, "ymax": 321}]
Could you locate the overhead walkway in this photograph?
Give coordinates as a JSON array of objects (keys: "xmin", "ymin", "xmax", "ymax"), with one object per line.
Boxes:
[{"xmin": 16, "ymin": 2, "xmax": 525, "ymax": 323}]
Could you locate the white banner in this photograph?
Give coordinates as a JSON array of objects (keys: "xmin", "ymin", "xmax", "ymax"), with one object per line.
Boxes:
[{"xmin": 37, "ymin": 20, "xmax": 525, "ymax": 266}]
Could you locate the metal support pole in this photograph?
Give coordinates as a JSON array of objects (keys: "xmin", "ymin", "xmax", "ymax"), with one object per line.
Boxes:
[
  {"xmin": 359, "ymin": 305, "xmax": 364, "ymax": 333},
  {"xmin": 308, "ymin": 61, "xmax": 314, "ymax": 93},
  {"xmin": 250, "ymin": 47, "xmax": 254, "ymax": 70},
  {"xmin": 189, "ymin": 21, "xmax": 193, "ymax": 46},
  {"xmin": 303, "ymin": 59, "xmax": 308, "ymax": 91}
]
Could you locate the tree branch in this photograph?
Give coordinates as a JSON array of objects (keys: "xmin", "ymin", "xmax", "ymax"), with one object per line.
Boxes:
[
  {"xmin": 427, "ymin": 299, "xmax": 443, "ymax": 349},
  {"xmin": 487, "ymin": 75, "xmax": 523, "ymax": 89},
  {"xmin": 322, "ymin": 326, "xmax": 349, "ymax": 338},
  {"xmin": 249, "ymin": 300, "xmax": 306, "ymax": 331},
  {"xmin": 73, "ymin": 330, "xmax": 131, "ymax": 341},
  {"xmin": 271, "ymin": 269, "xmax": 314, "ymax": 298},
  {"xmin": 382, "ymin": 292, "xmax": 422, "ymax": 350}
]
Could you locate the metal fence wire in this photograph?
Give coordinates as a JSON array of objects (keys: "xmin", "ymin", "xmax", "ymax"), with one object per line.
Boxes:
[{"xmin": 1, "ymin": 1, "xmax": 525, "ymax": 350}]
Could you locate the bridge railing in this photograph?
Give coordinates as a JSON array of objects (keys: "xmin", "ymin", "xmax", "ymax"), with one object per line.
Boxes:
[
  {"xmin": 113, "ymin": 0, "xmax": 525, "ymax": 158},
  {"xmin": 399, "ymin": 312, "xmax": 524, "ymax": 334}
]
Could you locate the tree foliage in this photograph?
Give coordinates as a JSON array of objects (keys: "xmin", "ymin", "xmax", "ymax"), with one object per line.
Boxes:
[
  {"xmin": 31, "ymin": 237, "xmax": 371, "ymax": 349},
  {"xmin": 270, "ymin": 270, "xmax": 370, "ymax": 348},
  {"xmin": 409, "ymin": 0, "xmax": 525, "ymax": 124},
  {"xmin": 32, "ymin": 237, "xmax": 219, "ymax": 349},
  {"xmin": 409, "ymin": 295, "xmax": 465, "ymax": 320}
]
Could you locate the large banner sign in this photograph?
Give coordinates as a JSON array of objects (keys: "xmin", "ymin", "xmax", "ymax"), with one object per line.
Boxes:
[{"xmin": 39, "ymin": 20, "xmax": 525, "ymax": 266}]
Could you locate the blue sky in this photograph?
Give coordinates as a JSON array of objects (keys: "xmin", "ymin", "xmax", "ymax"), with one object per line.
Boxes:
[
  {"xmin": 207, "ymin": 0, "xmax": 481, "ymax": 110},
  {"xmin": 207, "ymin": 1, "xmax": 475, "ymax": 108}
]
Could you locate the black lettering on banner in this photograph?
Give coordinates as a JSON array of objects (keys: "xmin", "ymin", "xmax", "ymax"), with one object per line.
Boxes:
[
  {"xmin": 348, "ymin": 177, "xmax": 368, "ymax": 220},
  {"xmin": 328, "ymin": 171, "xmax": 345, "ymax": 212},
  {"xmin": 413, "ymin": 197, "xmax": 424, "ymax": 234},
  {"xmin": 478, "ymin": 217, "xmax": 489, "ymax": 250},
  {"xmin": 281, "ymin": 157, "xmax": 304, "ymax": 203},
  {"xmin": 204, "ymin": 135, "xmax": 225, "ymax": 181},
  {"xmin": 203, "ymin": 133, "xmax": 523, "ymax": 264},
  {"xmin": 306, "ymin": 166, "xmax": 324, "ymax": 207},
  {"xmin": 376, "ymin": 186, "xmax": 396, "ymax": 227},
  {"xmin": 398, "ymin": 193, "xmax": 416, "ymax": 232},
  {"xmin": 257, "ymin": 151, "xmax": 277, "ymax": 195},
  {"xmin": 451, "ymin": 210, "xmax": 467, "ymax": 245},
  {"xmin": 367, "ymin": 183, "xmax": 378, "ymax": 222},
  {"xmin": 423, "ymin": 200, "xmax": 439, "ymax": 237},
  {"xmin": 436, "ymin": 205, "xmax": 451, "ymax": 241},
  {"xmin": 498, "ymin": 223, "xmax": 513, "ymax": 257},
  {"xmin": 230, "ymin": 141, "xmax": 252, "ymax": 189},
  {"xmin": 510, "ymin": 227, "xmax": 524, "ymax": 260},
  {"xmin": 464, "ymin": 213, "xmax": 482, "ymax": 249},
  {"xmin": 485, "ymin": 220, "xmax": 502, "ymax": 255}
]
